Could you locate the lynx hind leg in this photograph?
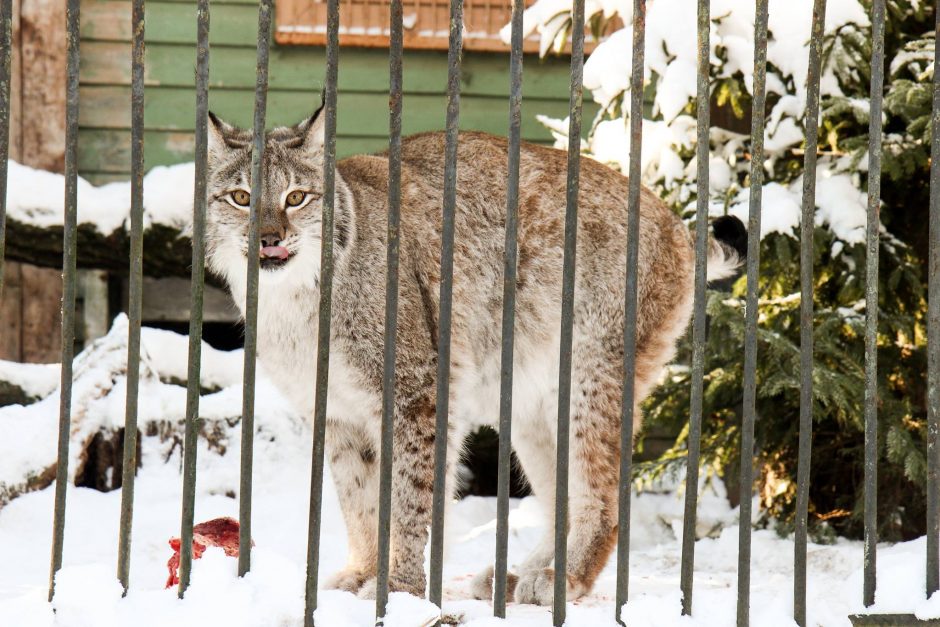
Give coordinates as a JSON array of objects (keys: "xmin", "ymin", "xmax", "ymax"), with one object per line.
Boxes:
[
  {"xmin": 511, "ymin": 306, "xmax": 687, "ymax": 607},
  {"xmin": 468, "ymin": 405, "xmax": 557, "ymax": 602},
  {"xmin": 499, "ymin": 409, "xmax": 559, "ymax": 604},
  {"xmin": 323, "ymin": 421, "xmax": 381, "ymax": 594},
  {"xmin": 513, "ymin": 354, "xmax": 626, "ymax": 606}
]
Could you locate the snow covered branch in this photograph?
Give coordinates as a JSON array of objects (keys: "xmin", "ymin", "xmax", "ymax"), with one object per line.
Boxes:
[{"xmin": 5, "ymin": 160, "xmax": 207, "ymax": 280}]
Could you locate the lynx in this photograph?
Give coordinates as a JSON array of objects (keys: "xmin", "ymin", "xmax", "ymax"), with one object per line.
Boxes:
[{"xmin": 204, "ymin": 105, "xmax": 745, "ymax": 605}]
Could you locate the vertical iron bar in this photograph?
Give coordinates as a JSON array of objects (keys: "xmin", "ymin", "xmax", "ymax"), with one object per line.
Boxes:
[
  {"xmin": 679, "ymin": 0, "xmax": 709, "ymax": 616},
  {"xmin": 0, "ymin": 0, "xmax": 13, "ymax": 298},
  {"xmin": 48, "ymin": 0, "xmax": 81, "ymax": 601},
  {"xmin": 614, "ymin": 0, "xmax": 645, "ymax": 622},
  {"xmin": 794, "ymin": 1, "xmax": 826, "ymax": 624},
  {"xmin": 554, "ymin": 0, "xmax": 585, "ymax": 624},
  {"xmin": 428, "ymin": 0, "xmax": 463, "ymax": 611},
  {"xmin": 736, "ymin": 0, "xmax": 769, "ymax": 624},
  {"xmin": 493, "ymin": 0, "xmax": 524, "ymax": 617},
  {"xmin": 117, "ymin": 0, "xmax": 146, "ymax": 593},
  {"xmin": 375, "ymin": 0, "xmax": 403, "ymax": 620},
  {"xmin": 863, "ymin": 0, "xmax": 886, "ymax": 608},
  {"xmin": 927, "ymin": 0, "xmax": 940, "ymax": 600},
  {"xmin": 303, "ymin": 0, "xmax": 339, "ymax": 620},
  {"xmin": 237, "ymin": 0, "xmax": 273, "ymax": 578},
  {"xmin": 178, "ymin": 0, "xmax": 210, "ymax": 597}
]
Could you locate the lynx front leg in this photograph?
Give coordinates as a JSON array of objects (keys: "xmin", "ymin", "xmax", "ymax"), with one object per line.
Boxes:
[
  {"xmin": 324, "ymin": 421, "xmax": 381, "ymax": 594},
  {"xmin": 358, "ymin": 396, "xmax": 460, "ymax": 600},
  {"xmin": 389, "ymin": 398, "xmax": 436, "ymax": 596}
]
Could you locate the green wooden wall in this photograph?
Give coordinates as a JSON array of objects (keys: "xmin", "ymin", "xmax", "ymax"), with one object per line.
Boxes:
[{"xmin": 78, "ymin": 0, "xmax": 593, "ymax": 184}]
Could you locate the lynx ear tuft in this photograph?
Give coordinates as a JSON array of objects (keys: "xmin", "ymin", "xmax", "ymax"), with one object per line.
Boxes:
[
  {"xmin": 296, "ymin": 100, "xmax": 326, "ymax": 153},
  {"xmin": 207, "ymin": 112, "xmax": 247, "ymax": 155}
]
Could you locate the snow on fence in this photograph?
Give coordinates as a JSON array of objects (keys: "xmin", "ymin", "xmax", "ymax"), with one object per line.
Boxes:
[{"xmin": 0, "ymin": 0, "xmax": 935, "ymax": 626}]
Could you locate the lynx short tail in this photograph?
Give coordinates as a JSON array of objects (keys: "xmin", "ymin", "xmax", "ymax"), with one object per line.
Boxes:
[{"xmin": 705, "ymin": 214, "xmax": 748, "ymax": 282}]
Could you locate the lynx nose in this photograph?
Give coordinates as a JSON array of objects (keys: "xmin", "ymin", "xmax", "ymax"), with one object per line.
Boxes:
[{"xmin": 260, "ymin": 231, "xmax": 283, "ymax": 248}]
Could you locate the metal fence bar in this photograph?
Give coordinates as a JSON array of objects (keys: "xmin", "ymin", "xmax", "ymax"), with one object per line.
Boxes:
[
  {"xmin": 553, "ymin": 0, "xmax": 585, "ymax": 623},
  {"xmin": 375, "ymin": 0, "xmax": 403, "ymax": 619},
  {"xmin": 48, "ymin": 0, "xmax": 81, "ymax": 601},
  {"xmin": 117, "ymin": 0, "xmax": 146, "ymax": 593},
  {"xmin": 492, "ymin": 0, "xmax": 524, "ymax": 616},
  {"xmin": 428, "ymin": 0, "xmax": 463, "ymax": 611},
  {"xmin": 794, "ymin": 1, "xmax": 826, "ymax": 624},
  {"xmin": 178, "ymin": 0, "xmax": 210, "ymax": 597},
  {"xmin": 736, "ymin": 0, "xmax": 769, "ymax": 624},
  {"xmin": 851, "ymin": 615, "xmax": 940, "ymax": 626},
  {"xmin": 614, "ymin": 0, "xmax": 644, "ymax": 622},
  {"xmin": 927, "ymin": 0, "xmax": 940, "ymax": 599},
  {"xmin": 237, "ymin": 0, "xmax": 273, "ymax": 578},
  {"xmin": 303, "ymin": 0, "xmax": 339, "ymax": 620},
  {"xmin": 0, "ymin": 0, "xmax": 12, "ymax": 298},
  {"xmin": 863, "ymin": 0, "xmax": 886, "ymax": 608},
  {"xmin": 679, "ymin": 0, "xmax": 709, "ymax": 615}
]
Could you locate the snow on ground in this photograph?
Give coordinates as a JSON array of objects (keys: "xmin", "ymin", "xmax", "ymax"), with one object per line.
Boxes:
[{"xmin": 0, "ymin": 321, "xmax": 937, "ymax": 626}]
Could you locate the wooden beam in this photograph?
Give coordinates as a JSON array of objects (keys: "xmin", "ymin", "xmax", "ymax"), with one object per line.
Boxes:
[
  {"xmin": 19, "ymin": 262, "xmax": 62, "ymax": 363},
  {"xmin": 0, "ymin": 0, "xmax": 68, "ymax": 362},
  {"xmin": 19, "ymin": 0, "xmax": 67, "ymax": 171},
  {"xmin": 4, "ymin": 217, "xmax": 223, "ymax": 286},
  {"xmin": 141, "ymin": 276, "xmax": 238, "ymax": 324},
  {"xmin": 10, "ymin": 0, "xmax": 21, "ymax": 162},
  {"xmin": 0, "ymin": 263, "xmax": 23, "ymax": 361}
]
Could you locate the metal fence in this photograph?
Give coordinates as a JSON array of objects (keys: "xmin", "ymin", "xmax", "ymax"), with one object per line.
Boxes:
[{"xmin": 0, "ymin": 0, "xmax": 936, "ymax": 625}]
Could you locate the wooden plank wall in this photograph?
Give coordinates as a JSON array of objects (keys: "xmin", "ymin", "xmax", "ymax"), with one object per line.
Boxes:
[{"xmin": 78, "ymin": 0, "xmax": 589, "ymax": 183}]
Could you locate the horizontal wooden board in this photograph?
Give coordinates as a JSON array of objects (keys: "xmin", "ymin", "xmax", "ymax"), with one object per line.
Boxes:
[
  {"xmin": 158, "ymin": 0, "xmax": 256, "ymax": 4},
  {"xmin": 78, "ymin": 128, "xmax": 553, "ymax": 177},
  {"xmin": 78, "ymin": 85, "xmax": 576, "ymax": 140},
  {"xmin": 78, "ymin": 40, "xmax": 576, "ymax": 100},
  {"xmin": 78, "ymin": 0, "xmax": 563, "ymax": 52},
  {"xmin": 79, "ymin": 129, "xmax": 398, "ymax": 173},
  {"xmin": 81, "ymin": 0, "xmax": 259, "ymax": 46},
  {"xmin": 78, "ymin": 129, "xmax": 197, "ymax": 173},
  {"xmin": 274, "ymin": 0, "xmax": 610, "ymax": 55}
]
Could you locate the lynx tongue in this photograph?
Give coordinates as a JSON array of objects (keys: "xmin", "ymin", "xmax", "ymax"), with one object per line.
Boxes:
[{"xmin": 260, "ymin": 245, "xmax": 289, "ymax": 260}]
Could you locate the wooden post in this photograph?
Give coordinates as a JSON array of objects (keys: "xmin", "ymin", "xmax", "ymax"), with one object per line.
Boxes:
[
  {"xmin": 0, "ymin": 262, "xmax": 23, "ymax": 359},
  {"xmin": 19, "ymin": 0, "xmax": 67, "ymax": 171},
  {"xmin": 0, "ymin": 0, "xmax": 67, "ymax": 363},
  {"xmin": 10, "ymin": 0, "xmax": 21, "ymax": 163}
]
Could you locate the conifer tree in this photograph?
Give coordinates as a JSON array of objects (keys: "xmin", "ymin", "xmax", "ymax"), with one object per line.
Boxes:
[{"xmin": 524, "ymin": 0, "xmax": 933, "ymax": 539}]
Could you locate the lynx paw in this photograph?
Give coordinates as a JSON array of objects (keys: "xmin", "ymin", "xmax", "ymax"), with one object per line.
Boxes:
[
  {"xmin": 470, "ymin": 565, "xmax": 519, "ymax": 602},
  {"xmin": 513, "ymin": 567, "xmax": 555, "ymax": 606},
  {"xmin": 513, "ymin": 567, "xmax": 591, "ymax": 605},
  {"xmin": 325, "ymin": 568, "xmax": 372, "ymax": 594},
  {"xmin": 356, "ymin": 573, "xmax": 426, "ymax": 600},
  {"xmin": 470, "ymin": 565, "xmax": 493, "ymax": 600}
]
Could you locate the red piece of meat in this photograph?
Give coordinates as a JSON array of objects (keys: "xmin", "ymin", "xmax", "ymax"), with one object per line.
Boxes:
[{"xmin": 165, "ymin": 517, "xmax": 246, "ymax": 588}]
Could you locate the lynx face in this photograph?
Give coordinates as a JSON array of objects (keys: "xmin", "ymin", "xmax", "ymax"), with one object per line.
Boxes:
[{"xmin": 204, "ymin": 108, "xmax": 327, "ymax": 293}]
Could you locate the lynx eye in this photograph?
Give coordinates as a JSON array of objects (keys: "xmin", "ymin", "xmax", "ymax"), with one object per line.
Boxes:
[
  {"xmin": 286, "ymin": 190, "xmax": 307, "ymax": 207},
  {"xmin": 230, "ymin": 190, "xmax": 250, "ymax": 207}
]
